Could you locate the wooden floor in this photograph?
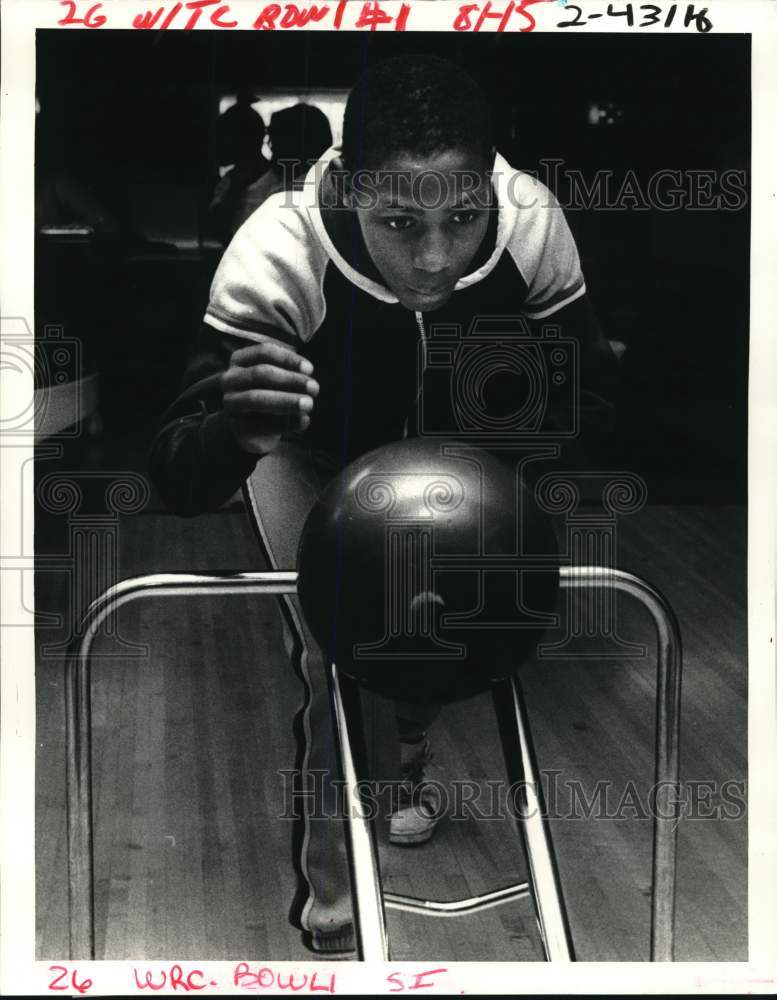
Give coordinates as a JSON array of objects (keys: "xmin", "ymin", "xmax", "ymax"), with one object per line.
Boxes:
[{"xmin": 35, "ymin": 440, "xmax": 747, "ymax": 962}]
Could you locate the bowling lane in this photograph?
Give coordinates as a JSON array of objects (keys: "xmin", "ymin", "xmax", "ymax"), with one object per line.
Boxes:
[{"xmin": 36, "ymin": 487, "xmax": 747, "ymax": 960}]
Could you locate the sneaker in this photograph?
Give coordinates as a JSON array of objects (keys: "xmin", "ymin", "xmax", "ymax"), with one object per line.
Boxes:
[
  {"xmin": 306, "ymin": 925, "xmax": 356, "ymax": 959},
  {"xmin": 389, "ymin": 738, "xmax": 445, "ymax": 846}
]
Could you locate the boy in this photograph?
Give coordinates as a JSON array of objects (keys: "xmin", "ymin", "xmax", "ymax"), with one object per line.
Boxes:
[{"xmin": 150, "ymin": 54, "xmax": 619, "ymax": 956}]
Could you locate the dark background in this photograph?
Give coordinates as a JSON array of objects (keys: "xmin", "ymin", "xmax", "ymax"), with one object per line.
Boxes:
[{"xmin": 35, "ymin": 30, "xmax": 750, "ymax": 503}]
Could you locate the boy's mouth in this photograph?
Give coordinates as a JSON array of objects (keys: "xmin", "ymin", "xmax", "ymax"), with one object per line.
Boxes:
[{"xmin": 406, "ymin": 282, "xmax": 453, "ymax": 299}]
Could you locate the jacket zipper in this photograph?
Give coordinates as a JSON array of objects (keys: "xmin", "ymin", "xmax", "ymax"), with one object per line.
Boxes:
[
  {"xmin": 403, "ymin": 311, "xmax": 427, "ymax": 439},
  {"xmin": 414, "ymin": 310, "xmax": 427, "ymax": 372}
]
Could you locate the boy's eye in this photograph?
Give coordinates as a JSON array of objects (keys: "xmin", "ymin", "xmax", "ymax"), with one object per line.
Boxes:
[
  {"xmin": 385, "ymin": 217, "xmax": 415, "ymax": 231},
  {"xmin": 451, "ymin": 210, "xmax": 479, "ymax": 225},
  {"xmin": 381, "ymin": 210, "xmax": 481, "ymax": 231}
]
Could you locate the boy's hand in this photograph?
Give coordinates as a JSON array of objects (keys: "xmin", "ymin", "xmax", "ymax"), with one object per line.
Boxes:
[{"xmin": 221, "ymin": 342, "xmax": 319, "ymax": 454}]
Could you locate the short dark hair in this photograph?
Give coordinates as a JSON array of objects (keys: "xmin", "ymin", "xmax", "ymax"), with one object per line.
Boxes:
[
  {"xmin": 269, "ymin": 103, "xmax": 333, "ymax": 166},
  {"xmin": 216, "ymin": 96, "xmax": 265, "ymax": 166},
  {"xmin": 342, "ymin": 55, "xmax": 493, "ymax": 172}
]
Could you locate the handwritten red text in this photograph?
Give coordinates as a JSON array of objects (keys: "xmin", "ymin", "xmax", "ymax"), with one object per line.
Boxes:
[
  {"xmin": 132, "ymin": 0, "xmax": 237, "ymax": 30},
  {"xmin": 233, "ymin": 963, "xmax": 336, "ymax": 993},
  {"xmin": 386, "ymin": 968, "xmax": 449, "ymax": 992},
  {"xmin": 133, "ymin": 965, "xmax": 209, "ymax": 991},
  {"xmin": 58, "ymin": 1, "xmax": 107, "ymax": 27},
  {"xmin": 453, "ymin": 0, "xmax": 549, "ymax": 32},
  {"xmin": 48, "ymin": 965, "xmax": 93, "ymax": 995}
]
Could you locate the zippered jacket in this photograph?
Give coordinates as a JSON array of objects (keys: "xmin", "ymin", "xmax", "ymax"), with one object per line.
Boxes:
[{"xmin": 150, "ymin": 147, "xmax": 619, "ymax": 515}]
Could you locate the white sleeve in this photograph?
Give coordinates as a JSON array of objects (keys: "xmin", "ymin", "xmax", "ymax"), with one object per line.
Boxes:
[
  {"xmin": 507, "ymin": 176, "xmax": 586, "ymax": 320},
  {"xmin": 204, "ymin": 193, "xmax": 327, "ymax": 345}
]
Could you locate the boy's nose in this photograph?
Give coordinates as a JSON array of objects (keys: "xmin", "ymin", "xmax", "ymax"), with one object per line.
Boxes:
[{"xmin": 413, "ymin": 231, "xmax": 450, "ymax": 273}]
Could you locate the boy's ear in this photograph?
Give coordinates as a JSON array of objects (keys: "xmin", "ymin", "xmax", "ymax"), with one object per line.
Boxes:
[{"xmin": 329, "ymin": 154, "xmax": 354, "ymax": 206}]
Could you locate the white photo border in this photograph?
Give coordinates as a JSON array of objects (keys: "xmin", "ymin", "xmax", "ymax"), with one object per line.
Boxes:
[{"xmin": 1, "ymin": 0, "xmax": 775, "ymax": 993}]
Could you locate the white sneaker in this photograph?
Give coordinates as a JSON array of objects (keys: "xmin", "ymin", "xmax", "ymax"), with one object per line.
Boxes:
[
  {"xmin": 307, "ymin": 925, "xmax": 356, "ymax": 958},
  {"xmin": 389, "ymin": 739, "xmax": 445, "ymax": 846}
]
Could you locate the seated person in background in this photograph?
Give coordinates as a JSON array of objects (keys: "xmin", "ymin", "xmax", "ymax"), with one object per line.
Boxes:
[
  {"xmin": 264, "ymin": 104, "xmax": 334, "ymax": 194},
  {"xmin": 227, "ymin": 102, "xmax": 334, "ymax": 235},
  {"xmin": 151, "ymin": 54, "xmax": 619, "ymax": 957},
  {"xmin": 206, "ymin": 90, "xmax": 271, "ymax": 244}
]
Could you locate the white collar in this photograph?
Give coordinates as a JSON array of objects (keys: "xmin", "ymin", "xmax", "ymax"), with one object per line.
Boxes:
[{"xmin": 302, "ymin": 146, "xmax": 516, "ymax": 304}]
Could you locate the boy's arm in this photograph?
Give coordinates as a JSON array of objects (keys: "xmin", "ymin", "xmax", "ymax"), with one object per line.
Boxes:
[
  {"xmin": 150, "ymin": 196, "xmax": 324, "ymax": 516},
  {"xmin": 148, "ymin": 322, "xmax": 263, "ymax": 516},
  {"xmin": 149, "ymin": 320, "xmax": 317, "ymax": 516}
]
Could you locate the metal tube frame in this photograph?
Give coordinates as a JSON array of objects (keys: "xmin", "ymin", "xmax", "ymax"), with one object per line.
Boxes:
[
  {"xmin": 327, "ymin": 666, "xmax": 390, "ymax": 960},
  {"xmin": 65, "ymin": 566, "xmax": 681, "ymax": 963},
  {"xmin": 491, "ymin": 675, "xmax": 576, "ymax": 962},
  {"xmin": 558, "ymin": 566, "xmax": 683, "ymax": 962}
]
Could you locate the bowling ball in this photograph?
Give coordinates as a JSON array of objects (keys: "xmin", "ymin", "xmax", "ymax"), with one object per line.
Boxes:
[{"xmin": 297, "ymin": 439, "xmax": 559, "ymax": 703}]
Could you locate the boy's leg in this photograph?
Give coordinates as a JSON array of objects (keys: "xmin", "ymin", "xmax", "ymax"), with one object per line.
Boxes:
[
  {"xmin": 391, "ymin": 701, "xmax": 445, "ymax": 845},
  {"xmin": 244, "ymin": 443, "xmax": 398, "ymax": 944}
]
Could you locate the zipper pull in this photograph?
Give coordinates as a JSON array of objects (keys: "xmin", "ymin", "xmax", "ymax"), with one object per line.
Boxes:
[{"xmin": 414, "ymin": 310, "xmax": 427, "ymax": 372}]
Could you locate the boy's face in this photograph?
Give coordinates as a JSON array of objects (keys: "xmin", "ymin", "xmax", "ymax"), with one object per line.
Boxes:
[{"xmin": 349, "ymin": 148, "xmax": 493, "ymax": 312}]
